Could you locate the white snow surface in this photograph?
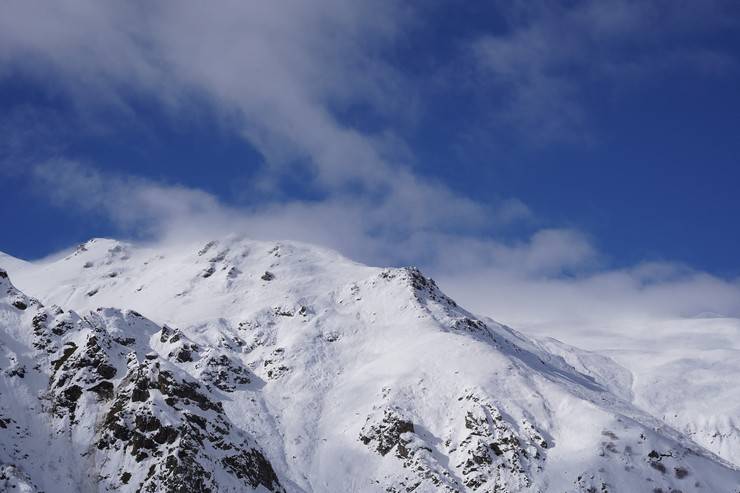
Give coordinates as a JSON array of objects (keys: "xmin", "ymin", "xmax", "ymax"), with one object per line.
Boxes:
[
  {"xmin": 529, "ymin": 316, "xmax": 740, "ymax": 469},
  {"xmin": 0, "ymin": 236, "xmax": 738, "ymax": 492}
]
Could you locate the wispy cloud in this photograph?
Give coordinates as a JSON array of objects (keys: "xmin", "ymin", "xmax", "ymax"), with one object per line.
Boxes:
[
  {"xmin": 2, "ymin": 1, "xmax": 518, "ymax": 242},
  {"xmin": 441, "ymin": 261, "xmax": 740, "ymax": 337},
  {"xmin": 31, "ymin": 159, "xmax": 522, "ymax": 264},
  {"xmin": 470, "ymin": 0, "xmax": 737, "ymax": 142},
  {"xmin": 0, "ymin": 1, "xmax": 411, "ymax": 191},
  {"xmin": 5, "ymin": 1, "xmax": 740, "ymax": 336},
  {"xmin": 31, "ymin": 160, "xmax": 740, "ymax": 331},
  {"xmin": 2, "ymin": 1, "xmax": 536, "ymax": 271}
]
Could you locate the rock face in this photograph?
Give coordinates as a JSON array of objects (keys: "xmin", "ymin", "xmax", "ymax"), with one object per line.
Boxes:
[
  {"xmin": 1, "ymin": 269, "xmax": 282, "ymax": 492},
  {"xmin": 96, "ymin": 359, "xmax": 281, "ymax": 492},
  {"xmin": 1, "ymin": 239, "xmax": 740, "ymax": 492}
]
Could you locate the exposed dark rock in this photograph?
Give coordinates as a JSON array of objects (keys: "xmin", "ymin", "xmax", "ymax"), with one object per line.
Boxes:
[
  {"xmin": 674, "ymin": 467, "xmax": 689, "ymax": 479},
  {"xmin": 114, "ymin": 336, "xmax": 136, "ymax": 346},
  {"xmin": 56, "ymin": 384, "xmax": 83, "ymax": 416},
  {"xmin": 222, "ymin": 450, "xmax": 282, "ymax": 490},
  {"xmin": 12, "ymin": 300, "xmax": 27, "ymax": 310},
  {"xmin": 52, "ymin": 343, "xmax": 78, "ymax": 372},
  {"xmin": 263, "ymin": 358, "xmax": 290, "ymax": 380},
  {"xmin": 360, "ymin": 408, "xmax": 414, "ymax": 456},
  {"xmin": 198, "ymin": 354, "xmax": 251, "ymax": 392},
  {"xmin": 51, "ymin": 321, "xmax": 73, "ymax": 336},
  {"xmin": 132, "ymin": 385, "xmax": 151, "ymax": 403},
  {"xmin": 88, "ymin": 380, "xmax": 115, "ymax": 400},
  {"xmin": 6, "ymin": 365, "xmax": 25, "ymax": 378},
  {"xmin": 450, "ymin": 391, "xmax": 545, "ymax": 491},
  {"xmin": 361, "ymin": 404, "xmax": 460, "ymax": 491},
  {"xmin": 95, "ymin": 360, "xmax": 284, "ymax": 492},
  {"xmin": 160, "ymin": 325, "xmax": 175, "ymax": 343},
  {"xmin": 96, "ymin": 363, "xmax": 117, "ymax": 379},
  {"xmin": 201, "ymin": 265, "xmax": 216, "ymax": 278},
  {"xmin": 197, "ymin": 241, "xmax": 218, "ymax": 256},
  {"xmin": 176, "ymin": 349, "xmax": 193, "ymax": 363},
  {"xmin": 274, "ymin": 306, "xmax": 293, "ymax": 317}
]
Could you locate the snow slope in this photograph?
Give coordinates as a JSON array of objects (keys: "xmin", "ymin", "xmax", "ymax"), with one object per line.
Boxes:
[
  {"xmin": 526, "ymin": 317, "xmax": 740, "ymax": 469},
  {"xmin": 1, "ymin": 236, "xmax": 739, "ymax": 492}
]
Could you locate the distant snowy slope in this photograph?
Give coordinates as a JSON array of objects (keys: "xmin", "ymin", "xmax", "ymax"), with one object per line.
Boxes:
[
  {"xmin": 0, "ymin": 251, "xmax": 29, "ymax": 275},
  {"xmin": 1, "ymin": 237, "xmax": 739, "ymax": 492},
  {"xmin": 530, "ymin": 317, "xmax": 740, "ymax": 468}
]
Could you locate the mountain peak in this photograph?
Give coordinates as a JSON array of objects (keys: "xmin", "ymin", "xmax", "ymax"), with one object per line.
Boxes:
[
  {"xmin": 64, "ymin": 237, "xmax": 131, "ymax": 259},
  {"xmin": 1, "ymin": 238, "xmax": 739, "ymax": 492}
]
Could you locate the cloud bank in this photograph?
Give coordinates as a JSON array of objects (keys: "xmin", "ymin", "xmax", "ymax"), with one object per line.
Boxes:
[{"xmin": 32, "ymin": 159, "xmax": 740, "ymax": 332}]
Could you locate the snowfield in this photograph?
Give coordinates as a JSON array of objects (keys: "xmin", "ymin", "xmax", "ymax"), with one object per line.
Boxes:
[
  {"xmin": 522, "ymin": 316, "xmax": 740, "ymax": 469},
  {"xmin": 1, "ymin": 236, "xmax": 738, "ymax": 492}
]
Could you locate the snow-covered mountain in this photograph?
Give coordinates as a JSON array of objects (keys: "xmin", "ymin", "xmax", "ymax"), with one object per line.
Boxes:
[
  {"xmin": 1, "ymin": 236, "xmax": 738, "ymax": 492},
  {"xmin": 530, "ymin": 316, "xmax": 740, "ymax": 471}
]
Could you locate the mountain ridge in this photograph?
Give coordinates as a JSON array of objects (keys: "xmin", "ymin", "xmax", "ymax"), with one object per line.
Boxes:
[{"xmin": 1, "ymin": 237, "xmax": 739, "ymax": 492}]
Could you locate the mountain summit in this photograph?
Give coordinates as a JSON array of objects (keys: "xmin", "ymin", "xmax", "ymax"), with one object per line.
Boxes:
[{"xmin": 1, "ymin": 237, "xmax": 738, "ymax": 492}]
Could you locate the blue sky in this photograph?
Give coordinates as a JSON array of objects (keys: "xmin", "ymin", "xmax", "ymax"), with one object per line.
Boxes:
[{"xmin": 1, "ymin": 1, "xmax": 740, "ymax": 323}]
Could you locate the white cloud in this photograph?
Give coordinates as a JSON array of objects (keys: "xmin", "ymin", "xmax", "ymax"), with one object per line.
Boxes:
[
  {"xmin": 31, "ymin": 160, "xmax": 516, "ymax": 265},
  {"xmin": 6, "ymin": 1, "xmax": 740, "ymax": 344},
  {"xmin": 32, "ymin": 160, "xmax": 740, "ymax": 336},
  {"xmin": 439, "ymin": 261, "xmax": 740, "ymax": 344},
  {"xmin": 0, "ymin": 1, "xmax": 411, "ymax": 190},
  {"xmin": 2, "ymin": 1, "xmax": 513, "ymax": 249},
  {"xmin": 0, "ymin": 0, "xmax": 534, "ymax": 277}
]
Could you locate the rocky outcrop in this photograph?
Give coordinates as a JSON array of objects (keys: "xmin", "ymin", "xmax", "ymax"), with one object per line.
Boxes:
[
  {"xmin": 96, "ymin": 359, "xmax": 282, "ymax": 492},
  {"xmin": 360, "ymin": 405, "xmax": 461, "ymax": 492},
  {"xmin": 448, "ymin": 391, "xmax": 547, "ymax": 492},
  {"xmin": 0, "ymin": 270, "xmax": 283, "ymax": 493}
]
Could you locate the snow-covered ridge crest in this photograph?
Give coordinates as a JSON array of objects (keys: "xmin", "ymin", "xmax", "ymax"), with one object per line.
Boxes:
[{"xmin": 1, "ymin": 237, "xmax": 739, "ymax": 492}]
